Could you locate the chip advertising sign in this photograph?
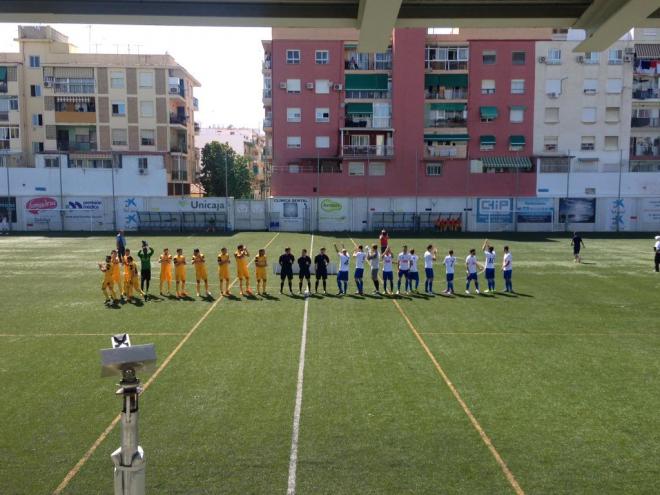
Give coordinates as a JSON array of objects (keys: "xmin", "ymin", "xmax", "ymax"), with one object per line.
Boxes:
[
  {"xmin": 321, "ymin": 199, "xmax": 343, "ymax": 213},
  {"xmin": 25, "ymin": 196, "xmax": 58, "ymax": 215}
]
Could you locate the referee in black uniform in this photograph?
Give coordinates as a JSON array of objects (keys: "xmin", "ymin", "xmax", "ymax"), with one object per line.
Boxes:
[
  {"xmin": 298, "ymin": 249, "xmax": 312, "ymax": 293},
  {"xmin": 314, "ymin": 247, "xmax": 330, "ymax": 294},
  {"xmin": 279, "ymin": 247, "xmax": 295, "ymax": 294}
]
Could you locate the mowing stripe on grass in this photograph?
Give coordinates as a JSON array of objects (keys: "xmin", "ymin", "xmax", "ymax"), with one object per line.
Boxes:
[
  {"xmin": 419, "ymin": 332, "xmax": 657, "ymax": 337},
  {"xmin": 392, "ymin": 299, "xmax": 525, "ymax": 495},
  {"xmin": 0, "ymin": 333, "xmax": 186, "ymax": 338},
  {"xmin": 52, "ymin": 233, "xmax": 280, "ymax": 495},
  {"xmin": 286, "ymin": 234, "xmax": 314, "ymax": 495}
]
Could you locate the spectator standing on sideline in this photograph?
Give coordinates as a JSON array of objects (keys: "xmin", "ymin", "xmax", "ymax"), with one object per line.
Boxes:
[
  {"xmin": 379, "ymin": 230, "xmax": 389, "ymax": 254},
  {"xmin": 654, "ymin": 236, "xmax": 660, "ymax": 272},
  {"xmin": 116, "ymin": 230, "xmax": 126, "ymax": 262},
  {"xmin": 571, "ymin": 232, "xmax": 585, "ymax": 263}
]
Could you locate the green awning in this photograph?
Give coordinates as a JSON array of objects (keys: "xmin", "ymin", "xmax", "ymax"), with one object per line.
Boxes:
[
  {"xmin": 425, "ymin": 134, "xmax": 469, "ymax": 142},
  {"xmin": 425, "ymin": 74, "xmax": 468, "ymax": 88},
  {"xmin": 509, "ymin": 135, "xmax": 526, "ymax": 145},
  {"xmin": 429, "ymin": 103, "xmax": 466, "ymax": 112},
  {"xmin": 346, "ymin": 102, "xmax": 373, "ymax": 114},
  {"xmin": 0, "ymin": 67, "xmax": 6, "ymax": 80},
  {"xmin": 480, "ymin": 135, "xmax": 496, "ymax": 145},
  {"xmin": 345, "ymin": 74, "xmax": 388, "ymax": 90},
  {"xmin": 480, "ymin": 106, "xmax": 498, "ymax": 119},
  {"xmin": 510, "ymin": 105, "xmax": 527, "ymax": 110},
  {"xmin": 481, "ymin": 156, "xmax": 532, "ymax": 169}
]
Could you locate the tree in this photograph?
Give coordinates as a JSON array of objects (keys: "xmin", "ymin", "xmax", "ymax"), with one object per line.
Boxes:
[{"xmin": 199, "ymin": 141, "xmax": 254, "ymax": 198}]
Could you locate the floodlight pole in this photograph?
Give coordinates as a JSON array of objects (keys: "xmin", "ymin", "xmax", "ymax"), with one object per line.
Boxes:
[{"xmin": 111, "ymin": 368, "xmax": 146, "ymax": 495}]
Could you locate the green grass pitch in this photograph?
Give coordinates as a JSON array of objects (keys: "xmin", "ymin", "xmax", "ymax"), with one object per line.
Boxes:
[{"xmin": 1, "ymin": 232, "xmax": 659, "ymax": 494}]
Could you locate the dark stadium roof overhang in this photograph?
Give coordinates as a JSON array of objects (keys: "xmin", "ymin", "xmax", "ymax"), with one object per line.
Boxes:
[{"xmin": 2, "ymin": 1, "xmax": 660, "ymax": 52}]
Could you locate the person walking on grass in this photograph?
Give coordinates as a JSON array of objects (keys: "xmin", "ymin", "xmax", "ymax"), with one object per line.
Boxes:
[
  {"xmin": 314, "ymin": 247, "xmax": 330, "ymax": 294},
  {"xmin": 654, "ymin": 236, "xmax": 660, "ymax": 272},
  {"xmin": 482, "ymin": 239, "xmax": 497, "ymax": 293},
  {"xmin": 334, "ymin": 244, "xmax": 350, "ymax": 295},
  {"xmin": 571, "ymin": 232, "xmax": 585, "ymax": 263},
  {"xmin": 396, "ymin": 245, "xmax": 412, "ymax": 295},
  {"xmin": 442, "ymin": 249, "xmax": 456, "ymax": 295},
  {"xmin": 423, "ymin": 244, "xmax": 437, "ymax": 295},
  {"xmin": 465, "ymin": 248, "xmax": 481, "ymax": 294},
  {"xmin": 298, "ymin": 248, "xmax": 312, "ymax": 294},
  {"xmin": 279, "ymin": 247, "xmax": 295, "ymax": 294},
  {"xmin": 408, "ymin": 248, "xmax": 420, "ymax": 292},
  {"xmin": 502, "ymin": 245, "xmax": 513, "ymax": 293},
  {"xmin": 353, "ymin": 244, "xmax": 367, "ymax": 295},
  {"xmin": 367, "ymin": 244, "xmax": 381, "ymax": 294},
  {"xmin": 382, "ymin": 247, "xmax": 395, "ymax": 294},
  {"xmin": 379, "ymin": 229, "xmax": 389, "ymax": 254}
]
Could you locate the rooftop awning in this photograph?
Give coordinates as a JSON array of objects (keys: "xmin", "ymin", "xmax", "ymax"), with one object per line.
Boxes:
[
  {"xmin": 425, "ymin": 133, "xmax": 469, "ymax": 142},
  {"xmin": 429, "ymin": 102, "xmax": 466, "ymax": 111},
  {"xmin": 345, "ymin": 74, "xmax": 388, "ymax": 90},
  {"xmin": 480, "ymin": 106, "xmax": 498, "ymax": 119},
  {"xmin": 509, "ymin": 135, "xmax": 526, "ymax": 145},
  {"xmin": 635, "ymin": 44, "xmax": 660, "ymax": 59},
  {"xmin": 482, "ymin": 156, "xmax": 532, "ymax": 169},
  {"xmin": 480, "ymin": 135, "xmax": 496, "ymax": 145},
  {"xmin": 424, "ymin": 73, "xmax": 468, "ymax": 88},
  {"xmin": 346, "ymin": 102, "xmax": 373, "ymax": 114}
]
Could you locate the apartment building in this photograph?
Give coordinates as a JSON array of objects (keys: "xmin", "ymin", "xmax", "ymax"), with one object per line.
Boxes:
[{"xmin": 0, "ymin": 25, "xmax": 200, "ymax": 196}]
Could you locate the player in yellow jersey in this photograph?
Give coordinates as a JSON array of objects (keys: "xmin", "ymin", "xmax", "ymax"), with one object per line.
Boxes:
[
  {"xmin": 234, "ymin": 244, "xmax": 252, "ymax": 296},
  {"xmin": 99, "ymin": 255, "xmax": 118, "ymax": 305},
  {"xmin": 159, "ymin": 247, "xmax": 173, "ymax": 295},
  {"xmin": 192, "ymin": 248, "xmax": 210, "ymax": 297},
  {"xmin": 124, "ymin": 255, "xmax": 145, "ymax": 301},
  {"xmin": 121, "ymin": 248, "xmax": 132, "ymax": 300},
  {"xmin": 110, "ymin": 250, "xmax": 122, "ymax": 298},
  {"xmin": 173, "ymin": 248, "xmax": 188, "ymax": 298},
  {"xmin": 254, "ymin": 248, "xmax": 268, "ymax": 295},
  {"xmin": 217, "ymin": 247, "xmax": 231, "ymax": 296}
]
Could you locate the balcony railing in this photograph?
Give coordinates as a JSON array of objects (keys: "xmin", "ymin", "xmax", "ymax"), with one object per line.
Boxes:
[
  {"xmin": 424, "ymin": 60, "xmax": 468, "ymax": 71},
  {"xmin": 633, "ymin": 89, "xmax": 660, "ymax": 100},
  {"xmin": 632, "ymin": 117, "xmax": 660, "ymax": 128},
  {"xmin": 342, "ymin": 145, "xmax": 394, "ymax": 157},
  {"xmin": 630, "ymin": 160, "xmax": 660, "ymax": 172},
  {"xmin": 344, "ymin": 116, "xmax": 391, "ymax": 128},
  {"xmin": 0, "ymin": 111, "xmax": 8, "ymax": 122},
  {"xmin": 57, "ymin": 142, "xmax": 96, "ymax": 152},
  {"xmin": 425, "ymin": 145, "xmax": 467, "ymax": 159},
  {"xmin": 345, "ymin": 90, "xmax": 391, "ymax": 99},
  {"xmin": 425, "ymin": 89, "xmax": 468, "ymax": 100},
  {"xmin": 344, "ymin": 60, "xmax": 392, "ymax": 70},
  {"xmin": 634, "ymin": 65, "xmax": 660, "ymax": 75},
  {"xmin": 263, "ymin": 118, "xmax": 272, "ymax": 129},
  {"xmin": 169, "ymin": 114, "xmax": 188, "ymax": 125},
  {"xmin": 262, "ymin": 59, "xmax": 272, "ymax": 70},
  {"xmin": 170, "ymin": 144, "xmax": 187, "ymax": 153},
  {"xmin": 0, "ymin": 140, "xmax": 9, "ymax": 150},
  {"xmin": 0, "ymin": 82, "xmax": 8, "ymax": 93},
  {"xmin": 263, "ymin": 89, "xmax": 272, "ymax": 99},
  {"xmin": 168, "ymin": 85, "xmax": 185, "ymax": 97},
  {"xmin": 262, "ymin": 147, "xmax": 272, "ymax": 158},
  {"xmin": 171, "ymin": 169, "xmax": 188, "ymax": 181},
  {"xmin": 425, "ymin": 118, "xmax": 467, "ymax": 128},
  {"xmin": 194, "ymin": 122, "xmax": 200, "ymax": 134}
]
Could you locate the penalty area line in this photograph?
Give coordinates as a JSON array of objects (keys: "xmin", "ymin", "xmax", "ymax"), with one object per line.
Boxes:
[{"xmin": 52, "ymin": 232, "xmax": 280, "ymax": 495}]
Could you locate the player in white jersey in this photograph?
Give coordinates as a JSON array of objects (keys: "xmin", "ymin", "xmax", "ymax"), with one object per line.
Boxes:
[
  {"xmin": 442, "ymin": 249, "xmax": 456, "ymax": 294},
  {"xmin": 367, "ymin": 244, "xmax": 381, "ymax": 294},
  {"xmin": 353, "ymin": 245, "xmax": 367, "ymax": 295},
  {"xmin": 334, "ymin": 243, "xmax": 350, "ymax": 295},
  {"xmin": 502, "ymin": 245, "xmax": 513, "ymax": 293},
  {"xmin": 396, "ymin": 245, "xmax": 412, "ymax": 295},
  {"xmin": 408, "ymin": 248, "xmax": 420, "ymax": 292},
  {"xmin": 465, "ymin": 248, "xmax": 481, "ymax": 294},
  {"xmin": 423, "ymin": 244, "xmax": 437, "ymax": 294},
  {"xmin": 381, "ymin": 247, "xmax": 394, "ymax": 294},
  {"xmin": 482, "ymin": 239, "xmax": 497, "ymax": 292}
]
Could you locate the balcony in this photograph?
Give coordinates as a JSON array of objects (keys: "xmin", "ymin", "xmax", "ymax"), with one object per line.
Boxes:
[
  {"xmin": 425, "ymin": 145, "xmax": 467, "ymax": 159},
  {"xmin": 192, "ymin": 97, "xmax": 199, "ymax": 111},
  {"xmin": 171, "ymin": 169, "xmax": 188, "ymax": 181},
  {"xmin": 633, "ymin": 88, "xmax": 660, "ymax": 100},
  {"xmin": 425, "ymin": 89, "xmax": 467, "ymax": 100},
  {"xmin": 55, "ymin": 111, "xmax": 96, "ymax": 124},
  {"xmin": 169, "ymin": 113, "xmax": 188, "ymax": 126},
  {"xmin": 0, "ymin": 111, "xmax": 8, "ymax": 122},
  {"xmin": 344, "ymin": 59, "xmax": 392, "ymax": 71},
  {"xmin": 632, "ymin": 117, "xmax": 660, "ymax": 128},
  {"xmin": 424, "ymin": 60, "xmax": 468, "ymax": 71},
  {"xmin": 634, "ymin": 64, "xmax": 660, "ymax": 76},
  {"xmin": 168, "ymin": 85, "xmax": 185, "ymax": 98},
  {"xmin": 262, "ymin": 146, "xmax": 272, "ymax": 159},
  {"xmin": 344, "ymin": 116, "xmax": 391, "ymax": 129},
  {"xmin": 263, "ymin": 117, "xmax": 272, "ymax": 130},
  {"xmin": 57, "ymin": 141, "xmax": 96, "ymax": 152},
  {"xmin": 425, "ymin": 117, "xmax": 467, "ymax": 129},
  {"xmin": 345, "ymin": 89, "xmax": 391, "ymax": 99},
  {"xmin": 263, "ymin": 89, "xmax": 272, "ymax": 100},
  {"xmin": 262, "ymin": 58, "xmax": 272, "ymax": 70},
  {"xmin": 342, "ymin": 144, "xmax": 394, "ymax": 158},
  {"xmin": 194, "ymin": 122, "xmax": 200, "ymax": 134}
]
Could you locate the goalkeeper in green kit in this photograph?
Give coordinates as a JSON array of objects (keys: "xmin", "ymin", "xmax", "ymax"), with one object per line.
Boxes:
[{"xmin": 138, "ymin": 240, "xmax": 155, "ymax": 296}]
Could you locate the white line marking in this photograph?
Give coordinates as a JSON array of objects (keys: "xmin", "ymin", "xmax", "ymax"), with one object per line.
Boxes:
[
  {"xmin": 53, "ymin": 233, "xmax": 280, "ymax": 495},
  {"xmin": 287, "ymin": 234, "xmax": 313, "ymax": 495}
]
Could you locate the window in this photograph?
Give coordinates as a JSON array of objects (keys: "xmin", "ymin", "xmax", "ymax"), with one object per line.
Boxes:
[
  {"xmin": 287, "ymin": 107, "xmax": 301, "ymax": 122},
  {"xmin": 315, "ymin": 136, "xmax": 330, "ymax": 148},
  {"xmin": 30, "ymin": 84, "xmax": 41, "ymax": 97},
  {"xmin": 110, "ymin": 71, "xmax": 125, "ymax": 89},
  {"xmin": 32, "ymin": 141, "xmax": 44, "ymax": 152},
  {"xmin": 287, "ymin": 136, "xmax": 301, "ymax": 149},
  {"xmin": 9, "ymin": 97, "xmax": 18, "ymax": 111},
  {"xmin": 315, "ymin": 79, "xmax": 330, "ymax": 94},
  {"xmin": 286, "ymin": 79, "xmax": 301, "ymax": 93},
  {"xmin": 481, "ymin": 79, "xmax": 495, "ymax": 94},
  {"xmin": 369, "ymin": 162, "xmax": 386, "ymax": 176},
  {"xmin": 286, "ymin": 49, "xmax": 301, "ymax": 64},
  {"xmin": 547, "ymin": 48, "xmax": 561, "ymax": 64},
  {"xmin": 583, "ymin": 79, "xmax": 598, "ymax": 94},
  {"xmin": 480, "ymin": 136, "xmax": 495, "ymax": 151},
  {"xmin": 605, "ymin": 107, "xmax": 620, "ymax": 123},
  {"xmin": 581, "ymin": 136, "xmax": 595, "ymax": 151},
  {"xmin": 584, "ymin": 52, "xmax": 599, "ymax": 64},
  {"xmin": 138, "ymin": 157, "xmax": 148, "ymax": 169},
  {"xmin": 315, "ymin": 50, "xmax": 329, "ymax": 65},
  {"xmin": 44, "ymin": 156, "xmax": 60, "ymax": 168},
  {"xmin": 111, "ymin": 101, "xmax": 126, "ymax": 116},
  {"xmin": 545, "ymin": 107, "xmax": 559, "ymax": 123},
  {"xmin": 545, "ymin": 79, "xmax": 561, "ymax": 96},
  {"xmin": 348, "ymin": 162, "xmax": 365, "ymax": 176},
  {"xmin": 511, "ymin": 79, "xmax": 525, "ymax": 94},
  {"xmin": 112, "ymin": 128, "xmax": 128, "ymax": 146},
  {"xmin": 426, "ymin": 163, "xmax": 442, "ymax": 176},
  {"xmin": 482, "ymin": 50, "xmax": 496, "ymax": 64},
  {"xmin": 544, "ymin": 136, "xmax": 559, "ymax": 152},
  {"xmin": 31, "ymin": 114, "xmax": 43, "ymax": 126},
  {"xmin": 140, "ymin": 100, "xmax": 154, "ymax": 118},
  {"xmin": 608, "ymin": 49, "xmax": 623, "ymax": 65},
  {"xmin": 581, "ymin": 107, "xmax": 597, "ymax": 123},
  {"xmin": 288, "ymin": 163, "xmax": 300, "ymax": 173},
  {"xmin": 138, "ymin": 72, "xmax": 153, "ymax": 88},
  {"xmin": 512, "ymin": 51, "xmax": 526, "ymax": 65},
  {"xmin": 510, "ymin": 107, "xmax": 524, "ymax": 123},
  {"xmin": 606, "ymin": 78, "xmax": 623, "ymax": 94},
  {"xmin": 29, "ymin": 55, "xmax": 40, "ymax": 68},
  {"xmin": 140, "ymin": 129, "xmax": 155, "ymax": 146},
  {"xmin": 604, "ymin": 136, "xmax": 619, "ymax": 151},
  {"xmin": 315, "ymin": 108, "xmax": 330, "ymax": 123},
  {"xmin": 0, "ymin": 126, "xmax": 20, "ymax": 139}
]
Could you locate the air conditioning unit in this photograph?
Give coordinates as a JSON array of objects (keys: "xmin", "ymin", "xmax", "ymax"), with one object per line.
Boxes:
[
  {"xmin": 624, "ymin": 55, "xmax": 633, "ymax": 63},
  {"xmin": 279, "ymin": 81, "xmax": 287, "ymax": 89},
  {"xmin": 548, "ymin": 92, "xmax": 560, "ymax": 99},
  {"xmin": 538, "ymin": 56, "xmax": 547, "ymax": 64},
  {"xmin": 43, "ymin": 80, "xmax": 53, "ymax": 88},
  {"xmin": 625, "ymin": 47, "xmax": 634, "ymax": 55},
  {"xmin": 138, "ymin": 168, "xmax": 147, "ymax": 175},
  {"xmin": 169, "ymin": 86, "xmax": 180, "ymax": 94},
  {"xmin": 306, "ymin": 82, "xmax": 314, "ymax": 89},
  {"xmin": 576, "ymin": 56, "xmax": 585, "ymax": 64},
  {"xmin": 584, "ymin": 89, "xmax": 596, "ymax": 95},
  {"xmin": 333, "ymin": 83, "xmax": 343, "ymax": 91}
]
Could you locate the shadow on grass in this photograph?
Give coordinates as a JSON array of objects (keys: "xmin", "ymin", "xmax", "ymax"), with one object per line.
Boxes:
[
  {"xmin": 347, "ymin": 294, "xmax": 365, "ymax": 300},
  {"xmin": 261, "ymin": 293, "xmax": 280, "ymax": 301},
  {"xmin": 201, "ymin": 295, "xmax": 215, "ymax": 303},
  {"xmin": 453, "ymin": 292, "xmax": 474, "ymax": 298}
]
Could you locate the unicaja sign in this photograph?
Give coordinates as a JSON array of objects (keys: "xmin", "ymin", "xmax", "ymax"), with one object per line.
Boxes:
[{"xmin": 26, "ymin": 197, "xmax": 57, "ymax": 214}]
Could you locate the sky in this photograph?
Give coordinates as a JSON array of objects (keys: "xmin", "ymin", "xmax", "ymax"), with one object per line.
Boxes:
[{"xmin": 0, "ymin": 23, "xmax": 270, "ymax": 129}]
